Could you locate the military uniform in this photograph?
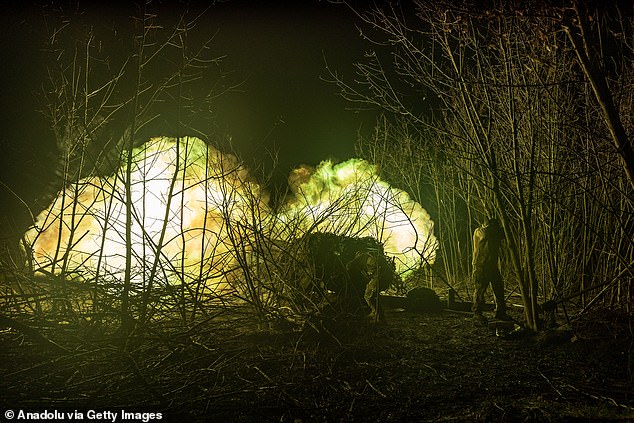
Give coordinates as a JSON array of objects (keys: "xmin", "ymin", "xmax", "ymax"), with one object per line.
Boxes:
[
  {"xmin": 362, "ymin": 252, "xmax": 385, "ymax": 321},
  {"xmin": 472, "ymin": 218, "xmax": 508, "ymax": 319}
]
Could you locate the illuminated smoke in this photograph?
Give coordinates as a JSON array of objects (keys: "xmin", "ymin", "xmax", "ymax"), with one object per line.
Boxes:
[
  {"xmin": 25, "ymin": 136, "xmax": 268, "ymax": 292},
  {"xmin": 25, "ymin": 136, "xmax": 437, "ymax": 290},
  {"xmin": 280, "ymin": 159, "xmax": 437, "ymax": 276}
]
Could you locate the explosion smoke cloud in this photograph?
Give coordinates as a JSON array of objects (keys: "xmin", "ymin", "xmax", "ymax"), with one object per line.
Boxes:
[
  {"xmin": 282, "ymin": 159, "xmax": 437, "ymax": 276},
  {"xmin": 25, "ymin": 136, "xmax": 267, "ymax": 292},
  {"xmin": 25, "ymin": 136, "xmax": 437, "ymax": 293}
]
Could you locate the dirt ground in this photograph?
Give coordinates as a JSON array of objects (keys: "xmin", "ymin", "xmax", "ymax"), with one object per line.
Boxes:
[{"xmin": 1, "ymin": 304, "xmax": 632, "ymax": 422}]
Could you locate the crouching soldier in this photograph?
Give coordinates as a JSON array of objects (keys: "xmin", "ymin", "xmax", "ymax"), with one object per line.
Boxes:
[{"xmin": 472, "ymin": 218, "xmax": 512, "ymax": 323}]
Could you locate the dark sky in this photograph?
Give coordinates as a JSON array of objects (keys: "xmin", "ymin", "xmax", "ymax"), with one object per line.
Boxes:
[
  {"xmin": 0, "ymin": 1, "xmax": 379, "ymax": 230},
  {"xmin": 207, "ymin": 1, "xmax": 376, "ymax": 169}
]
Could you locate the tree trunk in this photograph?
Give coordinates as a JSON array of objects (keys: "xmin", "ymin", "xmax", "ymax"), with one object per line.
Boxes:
[{"xmin": 564, "ymin": 1, "xmax": 634, "ymax": 190}]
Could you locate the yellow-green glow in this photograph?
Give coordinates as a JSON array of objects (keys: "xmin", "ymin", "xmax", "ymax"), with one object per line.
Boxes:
[
  {"xmin": 25, "ymin": 137, "xmax": 437, "ymax": 291},
  {"xmin": 25, "ymin": 136, "xmax": 268, "ymax": 292},
  {"xmin": 282, "ymin": 159, "xmax": 437, "ymax": 277}
]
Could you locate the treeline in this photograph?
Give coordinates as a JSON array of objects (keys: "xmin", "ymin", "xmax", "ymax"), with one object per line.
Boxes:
[{"xmin": 333, "ymin": 0, "xmax": 633, "ymax": 330}]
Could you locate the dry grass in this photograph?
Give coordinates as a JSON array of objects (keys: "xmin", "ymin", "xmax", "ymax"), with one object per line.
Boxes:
[{"xmin": 1, "ymin": 292, "xmax": 632, "ymax": 422}]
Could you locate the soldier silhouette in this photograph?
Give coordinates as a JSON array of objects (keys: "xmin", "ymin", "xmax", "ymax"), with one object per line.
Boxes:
[{"xmin": 472, "ymin": 217, "xmax": 512, "ymax": 323}]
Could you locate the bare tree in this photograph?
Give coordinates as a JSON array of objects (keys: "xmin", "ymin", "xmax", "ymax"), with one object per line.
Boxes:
[
  {"xmin": 23, "ymin": 3, "xmax": 234, "ymax": 331},
  {"xmin": 331, "ymin": 0, "xmax": 634, "ymax": 330}
]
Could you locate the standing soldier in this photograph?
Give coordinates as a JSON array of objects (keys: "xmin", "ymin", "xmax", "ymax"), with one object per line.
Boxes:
[
  {"xmin": 472, "ymin": 218, "xmax": 511, "ymax": 323},
  {"xmin": 362, "ymin": 251, "xmax": 382, "ymax": 322}
]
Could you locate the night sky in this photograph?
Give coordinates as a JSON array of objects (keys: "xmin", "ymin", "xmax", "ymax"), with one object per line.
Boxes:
[
  {"xmin": 208, "ymin": 1, "xmax": 376, "ymax": 167},
  {"xmin": 0, "ymin": 1, "xmax": 379, "ymax": 232}
]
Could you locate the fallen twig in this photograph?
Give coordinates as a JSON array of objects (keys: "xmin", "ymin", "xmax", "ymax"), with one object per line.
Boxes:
[
  {"xmin": 563, "ymin": 383, "xmax": 634, "ymax": 411},
  {"xmin": 0, "ymin": 315, "xmax": 70, "ymax": 353}
]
